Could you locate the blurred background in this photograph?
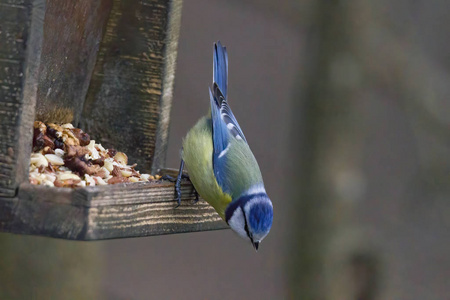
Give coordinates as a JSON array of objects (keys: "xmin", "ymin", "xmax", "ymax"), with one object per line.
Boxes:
[{"xmin": 2, "ymin": 0, "xmax": 450, "ymax": 299}]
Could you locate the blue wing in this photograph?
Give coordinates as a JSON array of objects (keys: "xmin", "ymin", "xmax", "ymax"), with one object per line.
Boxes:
[
  {"xmin": 212, "ymin": 83, "xmax": 247, "ymax": 143},
  {"xmin": 210, "ymin": 88, "xmax": 229, "ymax": 162},
  {"xmin": 209, "ymin": 88, "xmax": 232, "ymax": 194},
  {"xmin": 210, "ymin": 42, "xmax": 248, "ymax": 193},
  {"xmin": 212, "ymin": 41, "xmax": 247, "ymax": 143}
]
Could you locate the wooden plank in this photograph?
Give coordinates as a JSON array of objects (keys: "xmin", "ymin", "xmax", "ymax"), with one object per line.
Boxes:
[
  {"xmin": 0, "ymin": 0, "xmax": 45, "ymax": 197},
  {"xmin": 34, "ymin": 0, "xmax": 113, "ymax": 124},
  {"xmin": 81, "ymin": 0, "xmax": 183, "ymax": 172},
  {"xmin": 86, "ymin": 195, "xmax": 224, "ymax": 240},
  {"xmin": 151, "ymin": 0, "xmax": 183, "ymax": 173},
  {"xmin": 0, "ymin": 178, "xmax": 227, "ymax": 240}
]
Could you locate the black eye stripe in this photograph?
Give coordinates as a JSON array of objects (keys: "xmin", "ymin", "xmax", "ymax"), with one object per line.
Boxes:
[{"xmin": 242, "ymin": 208, "xmax": 252, "ymax": 240}]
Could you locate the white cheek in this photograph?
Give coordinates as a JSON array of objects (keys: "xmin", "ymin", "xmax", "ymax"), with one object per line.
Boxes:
[{"xmin": 228, "ymin": 208, "xmax": 248, "ymax": 240}]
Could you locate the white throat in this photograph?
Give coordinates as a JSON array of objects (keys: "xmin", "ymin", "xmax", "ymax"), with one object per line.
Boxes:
[{"xmin": 228, "ymin": 206, "xmax": 249, "ymax": 240}]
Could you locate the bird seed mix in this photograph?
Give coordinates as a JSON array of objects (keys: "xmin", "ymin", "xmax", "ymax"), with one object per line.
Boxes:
[{"xmin": 29, "ymin": 121, "xmax": 159, "ymax": 187}]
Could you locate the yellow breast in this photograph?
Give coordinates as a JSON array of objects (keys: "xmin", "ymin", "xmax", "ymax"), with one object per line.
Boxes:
[{"xmin": 182, "ymin": 116, "xmax": 232, "ymax": 220}]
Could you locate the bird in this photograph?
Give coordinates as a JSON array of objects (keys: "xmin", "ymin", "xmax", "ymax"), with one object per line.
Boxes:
[{"xmin": 175, "ymin": 41, "xmax": 273, "ymax": 251}]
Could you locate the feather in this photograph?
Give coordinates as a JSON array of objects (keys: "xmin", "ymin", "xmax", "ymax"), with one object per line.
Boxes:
[
  {"xmin": 210, "ymin": 42, "xmax": 253, "ymax": 195},
  {"xmin": 213, "ymin": 83, "xmax": 247, "ymax": 143},
  {"xmin": 209, "ymin": 88, "xmax": 230, "ymax": 192},
  {"xmin": 213, "ymin": 41, "xmax": 228, "ymax": 99}
]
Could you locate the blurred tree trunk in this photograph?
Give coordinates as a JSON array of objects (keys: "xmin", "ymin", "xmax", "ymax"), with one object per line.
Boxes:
[
  {"xmin": 0, "ymin": 234, "xmax": 103, "ymax": 299},
  {"xmin": 288, "ymin": 1, "xmax": 381, "ymax": 299}
]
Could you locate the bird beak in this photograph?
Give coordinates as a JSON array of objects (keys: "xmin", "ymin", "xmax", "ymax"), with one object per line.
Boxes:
[{"xmin": 252, "ymin": 241, "xmax": 259, "ymax": 251}]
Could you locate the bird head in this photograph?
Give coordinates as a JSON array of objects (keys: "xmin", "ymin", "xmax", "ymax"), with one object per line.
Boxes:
[{"xmin": 225, "ymin": 193, "xmax": 273, "ymax": 251}]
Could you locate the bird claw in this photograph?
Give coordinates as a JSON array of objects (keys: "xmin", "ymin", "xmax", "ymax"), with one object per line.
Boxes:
[
  {"xmin": 173, "ymin": 158, "xmax": 199, "ymax": 208},
  {"xmin": 162, "ymin": 174, "xmax": 190, "ymax": 182},
  {"xmin": 175, "ymin": 179, "xmax": 182, "ymax": 207},
  {"xmin": 161, "ymin": 175, "xmax": 176, "ymax": 182},
  {"xmin": 192, "ymin": 189, "xmax": 199, "ymax": 204},
  {"xmin": 174, "ymin": 159, "xmax": 185, "ymax": 208}
]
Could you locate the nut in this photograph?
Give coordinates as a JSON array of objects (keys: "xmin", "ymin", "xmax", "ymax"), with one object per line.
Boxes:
[
  {"xmin": 100, "ymin": 166, "xmax": 111, "ymax": 177},
  {"xmin": 96, "ymin": 143, "xmax": 106, "ymax": 152},
  {"xmin": 42, "ymin": 180, "xmax": 55, "ymax": 187},
  {"xmin": 77, "ymin": 181, "xmax": 87, "ymax": 187},
  {"xmin": 57, "ymin": 173, "xmax": 81, "ymax": 181},
  {"xmin": 64, "ymin": 156, "xmax": 100, "ymax": 176},
  {"xmin": 34, "ymin": 121, "xmax": 47, "ymax": 133},
  {"xmin": 103, "ymin": 159, "xmax": 114, "ymax": 172},
  {"xmin": 55, "ymin": 148, "xmax": 65, "ymax": 157},
  {"xmin": 54, "ymin": 178, "xmax": 81, "ymax": 188},
  {"xmin": 70, "ymin": 128, "xmax": 90, "ymax": 146},
  {"xmin": 107, "ymin": 148, "xmax": 117, "ymax": 158},
  {"xmin": 94, "ymin": 168, "xmax": 108, "ymax": 179},
  {"xmin": 45, "ymin": 154, "xmax": 64, "ymax": 166},
  {"xmin": 129, "ymin": 177, "xmax": 140, "ymax": 183},
  {"xmin": 121, "ymin": 170, "xmax": 132, "ymax": 177},
  {"xmin": 114, "ymin": 152, "xmax": 128, "ymax": 165},
  {"xmin": 66, "ymin": 145, "xmax": 90, "ymax": 158},
  {"xmin": 47, "ymin": 123, "xmax": 64, "ymax": 138},
  {"xmin": 87, "ymin": 140, "xmax": 100, "ymax": 160},
  {"xmin": 108, "ymin": 177, "xmax": 129, "ymax": 184},
  {"xmin": 92, "ymin": 155, "xmax": 105, "ymax": 167},
  {"xmin": 112, "ymin": 165, "xmax": 123, "ymax": 177},
  {"xmin": 94, "ymin": 176, "xmax": 108, "ymax": 185},
  {"xmin": 45, "ymin": 174, "xmax": 56, "ymax": 183},
  {"xmin": 61, "ymin": 123, "xmax": 74, "ymax": 129},
  {"xmin": 85, "ymin": 174, "xmax": 96, "ymax": 186},
  {"xmin": 30, "ymin": 153, "xmax": 48, "ymax": 168},
  {"xmin": 33, "ymin": 131, "xmax": 54, "ymax": 151}
]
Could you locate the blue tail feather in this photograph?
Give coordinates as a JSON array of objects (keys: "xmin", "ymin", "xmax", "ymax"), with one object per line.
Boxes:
[{"xmin": 213, "ymin": 41, "xmax": 228, "ymax": 99}]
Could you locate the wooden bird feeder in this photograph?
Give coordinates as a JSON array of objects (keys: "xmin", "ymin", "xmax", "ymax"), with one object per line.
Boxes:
[{"xmin": 0, "ymin": 0, "xmax": 227, "ymax": 240}]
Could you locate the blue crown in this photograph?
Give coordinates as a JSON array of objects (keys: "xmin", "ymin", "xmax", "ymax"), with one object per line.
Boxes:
[{"xmin": 248, "ymin": 199, "xmax": 273, "ymax": 235}]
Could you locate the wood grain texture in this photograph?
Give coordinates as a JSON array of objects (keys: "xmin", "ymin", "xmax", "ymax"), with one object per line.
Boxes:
[
  {"xmin": 151, "ymin": 0, "xmax": 182, "ymax": 173},
  {"xmin": 34, "ymin": 0, "xmax": 113, "ymax": 124},
  {"xmin": 81, "ymin": 0, "xmax": 182, "ymax": 173},
  {"xmin": 0, "ymin": 178, "xmax": 227, "ymax": 240},
  {"xmin": 0, "ymin": 0, "xmax": 45, "ymax": 197}
]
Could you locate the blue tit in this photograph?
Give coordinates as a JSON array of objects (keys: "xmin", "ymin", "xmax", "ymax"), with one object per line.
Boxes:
[{"xmin": 175, "ymin": 41, "xmax": 273, "ymax": 251}]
